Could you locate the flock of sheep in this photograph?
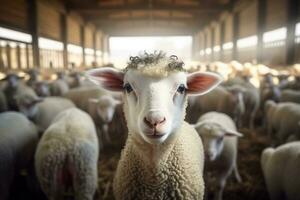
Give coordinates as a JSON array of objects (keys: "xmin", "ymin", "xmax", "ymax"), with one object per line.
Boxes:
[{"xmin": 0, "ymin": 51, "xmax": 300, "ymax": 200}]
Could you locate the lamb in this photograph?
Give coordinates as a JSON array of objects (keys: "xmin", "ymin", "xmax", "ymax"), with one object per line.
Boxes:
[
  {"xmin": 194, "ymin": 112, "xmax": 242, "ymax": 200},
  {"xmin": 87, "ymin": 51, "xmax": 222, "ymax": 199},
  {"xmin": 187, "ymin": 86, "xmax": 245, "ymax": 126},
  {"xmin": 64, "ymin": 87, "xmax": 121, "ymax": 145},
  {"xmin": 279, "ymin": 89, "xmax": 300, "ymax": 104},
  {"xmin": 261, "ymin": 142, "xmax": 300, "ymax": 200},
  {"xmin": 0, "ymin": 112, "xmax": 39, "ymax": 200},
  {"xmin": 50, "ymin": 72, "xmax": 69, "ymax": 96},
  {"xmin": 15, "ymin": 94, "xmax": 75, "ymax": 133},
  {"xmin": 264, "ymin": 100, "xmax": 300, "ymax": 145},
  {"xmin": 226, "ymin": 84, "xmax": 260, "ymax": 130},
  {"xmin": 35, "ymin": 108, "xmax": 99, "ymax": 200}
]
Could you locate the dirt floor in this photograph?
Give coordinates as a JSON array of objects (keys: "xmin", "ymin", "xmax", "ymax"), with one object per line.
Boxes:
[{"xmin": 97, "ymin": 127, "xmax": 271, "ymax": 200}]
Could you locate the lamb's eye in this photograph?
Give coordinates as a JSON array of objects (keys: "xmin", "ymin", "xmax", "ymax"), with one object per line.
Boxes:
[
  {"xmin": 123, "ymin": 83, "xmax": 133, "ymax": 93},
  {"xmin": 177, "ymin": 84, "xmax": 186, "ymax": 94}
]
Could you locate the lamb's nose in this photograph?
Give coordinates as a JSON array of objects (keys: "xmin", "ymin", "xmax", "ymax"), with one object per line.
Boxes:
[{"xmin": 144, "ymin": 113, "xmax": 166, "ymax": 128}]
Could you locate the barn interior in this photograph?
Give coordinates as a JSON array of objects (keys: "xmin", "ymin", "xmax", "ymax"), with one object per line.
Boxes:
[{"xmin": 0, "ymin": 0, "xmax": 300, "ymax": 200}]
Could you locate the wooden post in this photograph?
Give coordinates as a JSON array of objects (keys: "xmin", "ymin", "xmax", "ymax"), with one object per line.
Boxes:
[
  {"xmin": 220, "ymin": 21, "xmax": 225, "ymax": 61},
  {"xmin": 257, "ymin": 0, "xmax": 266, "ymax": 64},
  {"xmin": 6, "ymin": 44, "xmax": 11, "ymax": 69},
  {"xmin": 232, "ymin": 12, "xmax": 239, "ymax": 60},
  {"xmin": 93, "ymin": 32, "xmax": 97, "ymax": 65},
  {"xmin": 26, "ymin": 44, "xmax": 30, "ymax": 68},
  {"xmin": 211, "ymin": 28, "xmax": 215, "ymax": 62},
  {"xmin": 27, "ymin": 0, "xmax": 40, "ymax": 68},
  {"xmin": 80, "ymin": 25, "xmax": 86, "ymax": 67},
  {"xmin": 286, "ymin": 0, "xmax": 299, "ymax": 65},
  {"xmin": 16, "ymin": 44, "xmax": 21, "ymax": 69},
  {"xmin": 60, "ymin": 13, "xmax": 68, "ymax": 69},
  {"xmin": 0, "ymin": 43, "xmax": 3, "ymax": 70}
]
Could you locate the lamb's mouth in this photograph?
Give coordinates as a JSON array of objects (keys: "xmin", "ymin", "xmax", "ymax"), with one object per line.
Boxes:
[{"xmin": 144, "ymin": 130, "xmax": 165, "ymax": 139}]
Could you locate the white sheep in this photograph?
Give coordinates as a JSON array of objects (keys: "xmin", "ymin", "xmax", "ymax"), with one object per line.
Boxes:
[
  {"xmin": 16, "ymin": 95, "xmax": 75, "ymax": 133},
  {"xmin": 35, "ymin": 108, "xmax": 99, "ymax": 200},
  {"xmin": 264, "ymin": 100, "xmax": 300, "ymax": 145},
  {"xmin": 0, "ymin": 90, "xmax": 8, "ymax": 112},
  {"xmin": 279, "ymin": 89, "xmax": 300, "ymax": 104},
  {"xmin": 64, "ymin": 87, "xmax": 121, "ymax": 146},
  {"xmin": 0, "ymin": 112, "xmax": 39, "ymax": 200},
  {"xmin": 87, "ymin": 51, "xmax": 222, "ymax": 199},
  {"xmin": 194, "ymin": 111, "xmax": 242, "ymax": 200},
  {"xmin": 187, "ymin": 86, "xmax": 245, "ymax": 126},
  {"xmin": 261, "ymin": 141, "xmax": 300, "ymax": 200}
]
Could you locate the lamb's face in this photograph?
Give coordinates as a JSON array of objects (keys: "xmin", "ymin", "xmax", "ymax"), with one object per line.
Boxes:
[
  {"xmin": 86, "ymin": 65, "xmax": 222, "ymax": 144},
  {"xmin": 195, "ymin": 123, "xmax": 242, "ymax": 161},
  {"xmin": 123, "ymin": 70, "xmax": 187, "ymax": 144},
  {"xmin": 89, "ymin": 96, "xmax": 121, "ymax": 123}
]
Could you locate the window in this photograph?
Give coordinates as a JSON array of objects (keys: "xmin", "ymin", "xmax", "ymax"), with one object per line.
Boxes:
[{"xmin": 237, "ymin": 35, "xmax": 257, "ymax": 49}]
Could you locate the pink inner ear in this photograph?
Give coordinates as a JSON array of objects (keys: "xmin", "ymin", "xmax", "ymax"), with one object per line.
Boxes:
[
  {"xmin": 187, "ymin": 75, "xmax": 217, "ymax": 93},
  {"xmin": 93, "ymin": 71, "xmax": 123, "ymax": 91}
]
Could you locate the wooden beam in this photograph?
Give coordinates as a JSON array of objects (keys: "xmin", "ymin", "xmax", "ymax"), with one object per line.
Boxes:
[
  {"xmin": 69, "ymin": 4, "xmax": 225, "ymax": 13},
  {"xmin": 60, "ymin": 13, "xmax": 68, "ymax": 69},
  {"xmin": 257, "ymin": 0, "xmax": 266, "ymax": 64},
  {"xmin": 286, "ymin": 0, "xmax": 299, "ymax": 65},
  {"xmin": 211, "ymin": 27, "xmax": 215, "ymax": 61},
  {"xmin": 16, "ymin": 45, "xmax": 21, "ymax": 69},
  {"xmin": 232, "ymin": 12, "xmax": 239, "ymax": 60},
  {"xmin": 0, "ymin": 45, "xmax": 3, "ymax": 70},
  {"xmin": 93, "ymin": 31, "xmax": 97, "ymax": 64},
  {"xmin": 27, "ymin": 0, "xmax": 40, "ymax": 68},
  {"xmin": 26, "ymin": 44, "xmax": 30, "ymax": 69},
  {"xmin": 6, "ymin": 44, "xmax": 11, "ymax": 69},
  {"xmin": 220, "ymin": 21, "xmax": 225, "ymax": 61},
  {"xmin": 80, "ymin": 25, "xmax": 86, "ymax": 67}
]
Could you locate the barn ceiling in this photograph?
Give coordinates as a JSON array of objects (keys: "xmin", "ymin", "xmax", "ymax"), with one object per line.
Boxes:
[{"xmin": 63, "ymin": 0, "xmax": 236, "ymax": 36}]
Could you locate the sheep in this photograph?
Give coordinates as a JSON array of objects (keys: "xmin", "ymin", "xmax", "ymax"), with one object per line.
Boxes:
[
  {"xmin": 264, "ymin": 100, "xmax": 300, "ymax": 145},
  {"xmin": 187, "ymin": 86, "xmax": 245, "ymax": 126},
  {"xmin": 86, "ymin": 51, "xmax": 222, "ymax": 199},
  {"xmin": 279, "ymin": 89, "xmax": 300, "ymax": 104},
  {"xmin": 33, "ymin": 81, "xmax": 50, "ymax": 97},
  {"xmin": 15, "ymin": 94, "xmax": 75, "ymax": 133},
  {"xmin": 50, "ymin": 72, "xmax": 69, "ymax": 96},
  {"xmin": 226, "ymin": 84, "xmax": 260, "ymax": 130},
  {"xmin": 26, "ymin": 69, "xmax": 40, "ymax": 87},
  {"xmin": 261, "ymin": 141, "xmax": 300, "ymax": 200},
  {"xmin": 0, "ymin": 90, "xmax": 8, "ymax": 112},
  {"xmin": 64, "ymin": 87, "xmax": 121, "ymax": 146},
  {"xmin": 0, "ymin": 112, "xmax": 39, "ymax": 200},
  {"xmin": 35, "ymin": 108, "xmax": 99, "ymax": 200},
  {"xmin": 2, "ymin": 73, "xmax": 24, "ymax": 111},
  {"xmin": 194, "ymin": 112, "xmax": 242, "ymax": 200}
]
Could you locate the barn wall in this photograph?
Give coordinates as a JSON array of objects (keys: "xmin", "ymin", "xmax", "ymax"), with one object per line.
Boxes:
[
  {"xmin": 0, "ymin": 0, "xmax": 28, "ymax": 32},
  {"xmin": 38, "ymin": 0, "xmax": 61, "ymax": 40},
  {"xmin": 84, "ymin": 24, "xmax": 95, "ymax": 49},
  {"xmin": 67, "ymin": 13, "xmax": 82, "ymax": 45},
  {"xmin": 238, "ymin": 1, "xmax": 257, "ymax": 63}
]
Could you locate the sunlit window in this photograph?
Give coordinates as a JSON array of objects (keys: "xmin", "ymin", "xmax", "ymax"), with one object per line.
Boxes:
[
  {"xmin": 295, "ymin": 22, "xmax": 300, "ymax": 36},
  {"xmin": 0, "ymin": 27, "xmax": 32, "ymax": 43},
  {"xmin": 199, "ymin": 50, "xmax": 205, "ymax": 56},
  {"xmin": 67, "ymin": 44, "xmax": 82, "ymax": 54},
  {"xmin": 237, "ymin": 35, "xmax": 257, "ymax": 49},
  {"xmin": 213, "ymin": 46, "xmax": 221, "ymax": 52},
  {"xmin": 38, "ymin": 37, "xmax": 63, "ymax": 50},
  {"xmin": 205, "ymin": 48, "xmax": 212, "ymax": 55},
  {"xmin": 109, "ymin": 36, "xmax": 192, "ymax": 68},
  {"xmin": 223, "ymin": 42, "xmax": 233, "ymax": 50},
  {"xmin": 263, "ymin": 27, "xmax": 287, "ymax": 43}
]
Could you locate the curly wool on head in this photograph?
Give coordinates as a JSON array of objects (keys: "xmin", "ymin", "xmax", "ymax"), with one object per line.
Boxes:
[{"xmin": 125, "ymin": 51, "xmax": 185, "ymax": 74}]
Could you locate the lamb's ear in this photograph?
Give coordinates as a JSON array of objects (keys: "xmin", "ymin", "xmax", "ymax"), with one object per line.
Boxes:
[
  {"xmin": 86, "ymin": 67, "xmax": 124, "ymax": 92},
  {"xmin": 186, "ymin": 72, "xmax": 222, "ymax": 96},
  {"xmin": 192, "ymin": 122, "xmax": 206, "ymax": 129},
  {"xmin": 224, "ymin": 130, "xmax": 243, "ymax": 137}
]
